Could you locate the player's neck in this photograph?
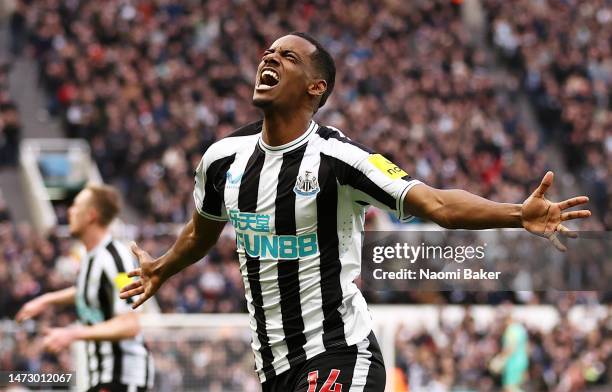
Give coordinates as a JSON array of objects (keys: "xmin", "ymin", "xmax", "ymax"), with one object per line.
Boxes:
[
  {"xmin": 80, "ymin": 226, "xmax": 109, "ymax": 252},
  {"xmin": 261, "ymin": 109, "xmax": 313, "ymax": 147}
]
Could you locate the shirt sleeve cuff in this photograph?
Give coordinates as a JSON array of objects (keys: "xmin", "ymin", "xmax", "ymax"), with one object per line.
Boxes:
[
  {"xmin": 195, "ymin": 207, "xmax": 229, "ymax": 222},
  {"xmin": 397, "ymin": 180, "xmax": 422, "ymax": 223}
]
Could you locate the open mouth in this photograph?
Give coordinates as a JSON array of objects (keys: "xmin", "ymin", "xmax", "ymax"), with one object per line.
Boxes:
[{"xmin": 257, "ymin": 68, "xmax": 280, "ymax": 91}]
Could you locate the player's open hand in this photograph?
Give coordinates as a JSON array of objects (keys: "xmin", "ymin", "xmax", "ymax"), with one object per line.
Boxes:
[
  {"xmin": 15, "ymin": 297, "xmax": 46, "ymax": 322},
  {"xmin": 42, "ymin": 327, "xmax": 77, "ymax": 354},
  {"xmin": 119, "ymin": 242, "xmax": 163, "ymax": 309},
  {"xmin": 521, "ymin": 171, "xmax": 591, "ymax": 251}
]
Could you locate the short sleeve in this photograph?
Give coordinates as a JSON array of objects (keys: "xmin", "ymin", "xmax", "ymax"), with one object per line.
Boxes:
[
  {"xmin": 318, "ymin": 127, "xmax": 422, "ymax": 222},
  {"xmin": 344, "ymin": 153, "xmax": 422, "ymax": 222},
  {"xmin": 193, "ymin": 151, "xmax": 234, "ymax": 221},
  {"xmin": 101, "ymin": 245, "xmax": 140, "ymax": 316},
  {"xmin": 109, "ymin": 270, "xmax": 134, "ymax": 315}
]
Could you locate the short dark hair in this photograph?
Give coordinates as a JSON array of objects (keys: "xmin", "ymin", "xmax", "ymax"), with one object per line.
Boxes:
[{"xmin": 289, "ymin": 32, "xmax": 336, "ymax": 110}]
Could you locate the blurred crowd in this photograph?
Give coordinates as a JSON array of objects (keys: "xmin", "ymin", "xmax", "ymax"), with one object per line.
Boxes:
[
  {"xmin": 0, "ymin": 208, "xmax": 77, "ymax": 375},
  {"xmin": 0, "ymin": 62, "xmax": 20, "ymax": 167},
  {"xmin": 147, "ymin": 330, "xmax": 260, "ymax": 392},
  {"xmin": 487, "ymin": 0, "xmax": 611, "ymax": 228},
  {"xmin": 10, "ymin": 0, "xmax": 576, "ymax": 224},
  {"xmin": 2, "ymin": 0, "xmax": 611, "ymax": 388},
  {"xmin": 395, "ymin": 309, "xmax": 611, "ymax": 391}
]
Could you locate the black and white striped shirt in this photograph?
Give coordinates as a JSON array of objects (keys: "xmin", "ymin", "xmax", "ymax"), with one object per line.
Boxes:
[
  {"xmin": 76, "ymin": 234, "xmax": 154, "ymax": 390},
  {"xmin": 194, "ymin": 120, "xmax": 421, "ymax": 382}
]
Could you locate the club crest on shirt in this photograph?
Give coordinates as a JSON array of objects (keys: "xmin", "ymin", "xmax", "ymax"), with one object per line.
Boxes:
[{"xmin": 294, "ymin": 171, "xmax": 320, "ymax": 196}]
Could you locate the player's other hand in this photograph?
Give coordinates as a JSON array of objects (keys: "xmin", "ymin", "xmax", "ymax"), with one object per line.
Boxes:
[
  {"xmin": 15, "ymin": 297, "xmax": 47, "ymax": 323},
  {"xmin": 521, "ymin": 171, "xmax": 591, "ymax": 251},
  {"xmin": 42, "ymin": 327, "xmax": 77, "ymax": 354},
  {"xmin": 119, "ymin": 242, "xmax": 162, "ymax": 309}
]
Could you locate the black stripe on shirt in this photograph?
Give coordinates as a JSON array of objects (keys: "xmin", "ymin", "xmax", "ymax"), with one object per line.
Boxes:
[
  {"xmin": 317, "ymin": 154, "xmax": 347, "ymax": 349},
  {"xmin": 316, "ymin": 126, "xmax": 374, "ymax": 153},
  {"xmin": 326, "ymin": 154, "xmax": 396, "ymax": 210},
  {"xmin": 82, "ymin": 256, "xmax": 95, "ymax": 311},
  {"xmin": 238, "ymin": 146, "xmax": 275, "ymax": 377},
  {"xmin": 202, "ymin": 154, "xmax": 236, "ymax": 218},
  {"xmin": 98, "ymin": 271, "xmax": 114, "ymax": 320},
  {"xmin": 97, "ymin": 272, "xmax": 113, "ymax": 383},
  {"xmin": 238, "ymin": 146, "xmax": 265, "ymax": 211},
  {"xmin": 111, "ymin": 342, "xmax": 123, "ymax": 385},
  {"xmin": 275, "ymin": 145, "xmax": 307, "ymax": 368},
  {"xmin": 106, "ymin": 242, "xmax": 133, "ymax": 304},
  {"xmin": 98, "ymin": 259, "xmax": 123, "ymax": 384}
]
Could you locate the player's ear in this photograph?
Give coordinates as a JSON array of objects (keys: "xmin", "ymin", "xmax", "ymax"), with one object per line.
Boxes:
[
  {"xmin": 308, "ymin": 79, "xmax": 327, "ymax": 98},
  {"xmin": 87, "ymin": 206, "xmax": 100, "ymax": 225}
]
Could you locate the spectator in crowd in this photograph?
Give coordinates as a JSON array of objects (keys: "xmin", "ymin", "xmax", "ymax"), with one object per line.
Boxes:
[{"xmin": 0, "ymin": 63, "xmax": 20, "ymax": 167}]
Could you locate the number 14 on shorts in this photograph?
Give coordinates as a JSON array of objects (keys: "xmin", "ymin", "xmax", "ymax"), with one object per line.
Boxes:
[{"xmin": 308, "ymin": 369, "xmax": 342, "ymax": 392}]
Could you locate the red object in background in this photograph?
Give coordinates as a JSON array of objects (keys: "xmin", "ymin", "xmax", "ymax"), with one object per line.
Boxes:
[
  {"xmin": 87, "ymin": 43, "xmax": 105, "ymax": 63},
  {"xmin": 138, "ymin": 1, "xmax": 154, "ymax": 22},
  {"xmin": 481, "ymin": 156, "xmax": 502, "ymax": 185},
  {"xmin": 57, "ymin": 83, "xmax": 77, "ymax": 105},
  {"xmin": 303, "ymin": 3, "xmax": 315, "ymax": 21}
]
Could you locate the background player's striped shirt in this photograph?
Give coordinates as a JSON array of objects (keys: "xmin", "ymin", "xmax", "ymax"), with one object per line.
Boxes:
[
  {"xmin": 194, "ymin": 120, "xmax": 421, "ymax": 382},
  {"xmin": 76, "ymin": 234, "xmax": 154, "ymax": 390}
]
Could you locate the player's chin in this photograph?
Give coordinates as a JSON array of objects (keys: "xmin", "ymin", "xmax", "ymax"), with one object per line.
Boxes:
[{"xmin": 252, "ymin": 93, "xmax": 274, "ymax": 108}]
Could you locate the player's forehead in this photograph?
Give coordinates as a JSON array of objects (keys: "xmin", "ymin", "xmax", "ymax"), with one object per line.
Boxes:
[{"xmin": 268, "ymin": 35, "xmax": 316, "ymax": 58}]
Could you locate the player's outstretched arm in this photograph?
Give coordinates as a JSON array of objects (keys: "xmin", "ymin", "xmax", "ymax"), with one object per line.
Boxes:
[
  {"xmin": 119, "ymin": 210, "xmax": 226, "ymax": 308},
  {"xmin": 15, "ymin": 286, "xmax": 77, "ymax": 322},
  {"xmin": 42, "ymin": 313, "xmax": 141, "ymax": 354},
  {"xmin": 404, "ymin": 171, "xmax": 590, "ymax": 251}
]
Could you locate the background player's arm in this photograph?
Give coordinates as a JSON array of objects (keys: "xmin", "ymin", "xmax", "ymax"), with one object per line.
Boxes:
[
  {"xmin": 42, "ymin": 313, "xmax": 140, "ymax": 354},
  {"xmin": 15, "ymin": 286, "xmax": 77, "ymax": 322},
  {"xmin": 120, "ymin": 211, "xmax": 226, "ymax": 308},
  {"xmin": 404, "ymin": 172, "xmax": 590, "ymax": 249}
]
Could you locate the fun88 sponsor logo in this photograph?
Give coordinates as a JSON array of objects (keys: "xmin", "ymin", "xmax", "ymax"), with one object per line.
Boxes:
[{"xmin": 229, "ymin": 209, "xmax": 318, "ymax": 259}]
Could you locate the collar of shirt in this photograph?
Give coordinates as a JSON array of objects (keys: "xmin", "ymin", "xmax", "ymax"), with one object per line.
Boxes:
[
  {"xmin": 258, "ymin": 120, "xmax": 318, "ymax": 155},
  {"xmin": 86, "ymin": 232, "xmax": 113, "ymax": 258}
]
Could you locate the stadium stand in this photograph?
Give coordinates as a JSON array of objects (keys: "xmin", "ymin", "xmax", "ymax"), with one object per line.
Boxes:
[
  {"xmin": 0, "ymin": 0, "xmax": 609, "ymax": 390},
  {"xmin": 22, "ymin": 0, "xmax": 566, "ymax": 224},
  {"xmin": 486, "ymin": 0, "xmax": 611, "ymax": 229},
  {"xmin": 394, "ymin": 306, "xmax": 611, "ymax": 391}
]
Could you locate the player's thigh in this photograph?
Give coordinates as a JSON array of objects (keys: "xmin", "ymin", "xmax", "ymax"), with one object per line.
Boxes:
[
  {"xmin": 293, "ymin": 355, "xmax": 385, "ymax": 391},
  {"xmin": 294, "ymin": 335, "xmax": 386, "ymax": 391}
]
